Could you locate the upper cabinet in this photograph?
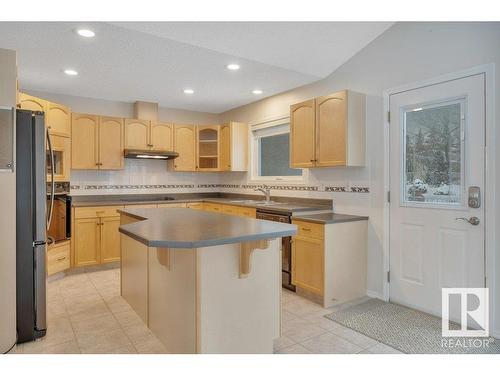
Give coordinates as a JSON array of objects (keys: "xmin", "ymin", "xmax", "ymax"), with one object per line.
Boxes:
[
  {"xmin": 124, "ymin": 119, "xmax": 149, "ymax": 149},
  {"xmin": 290, "ymin": 99, "xmax": 316, "ymax": 168},
  {"xmin": 99, "ymin": 117, "xmax": 124, "ymax": 169},
  {"xmin": 290, "ymin": 90, "xmax": 366, "ymax": 168},
  {"xmin": 72, "ymin": 114, "xmax": 99, "ymax": 169},
  {"xmin": 150, "ymin": 122, "xmax": 173, "ymax": 151},
  {"xmin": 219, "ymin": 122, "xmax": 248, "ymax": 172},
  {"xmin": 197, "ymin": 125, "xmax": 220, "ymax": 171},
  {"xmin": 46, "ymin": 102, "xmax": 71, "ymax": 137},
  {"xmin": 18, "ymin": 92, "xmax": 71, "ymax": 137},
  {"xmin": 72, "ymin": 113, "xmax": 124, "ymax": 170},
  {"xmin": 18, "ymin": 92, "xmax": 46, "ymax": 112},
  {"xmin": 124, "ymin": 119, "xmax": 174, "ymax": 152},
  {"xmin": 173, "ymin": 124, "xmax": 196, "ymax": 171}
]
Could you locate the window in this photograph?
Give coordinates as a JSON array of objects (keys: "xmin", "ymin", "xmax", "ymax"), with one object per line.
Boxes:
[
  {"xmin": 251, "ymin": 117, "xmax": 304, "ymax": 182},
  {"xmin": 401, "ymin": 98, "xmax": 465, "ymax": 206}
]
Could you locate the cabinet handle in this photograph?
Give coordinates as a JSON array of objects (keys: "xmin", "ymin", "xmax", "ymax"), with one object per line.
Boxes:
[
  {"xmin": 56, "ymin": 256, "xmax": 66, "ymax": 261},
  {"xmin": 301, "ymin": 228, "xmax": 312, "ymax": 231},
  {"xmin": 148, "ymin": 144, "xmax": 154, "ymax": 147}
]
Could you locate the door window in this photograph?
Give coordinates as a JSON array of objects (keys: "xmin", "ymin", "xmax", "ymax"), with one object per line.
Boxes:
[{"xmin": 401, "ymin": 99, "xmax": 465, "ymax": 206}]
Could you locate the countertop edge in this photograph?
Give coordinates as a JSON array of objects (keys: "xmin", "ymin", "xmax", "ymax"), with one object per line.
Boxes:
[{"xmin": 293, "ymin": 215, "xmax": 369, "ymax": 224}]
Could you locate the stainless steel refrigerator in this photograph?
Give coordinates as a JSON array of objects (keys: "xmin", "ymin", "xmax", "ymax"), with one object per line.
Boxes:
[{"xmin": 16, "ymin": 109, "xmax": 54, "ymax": 343}]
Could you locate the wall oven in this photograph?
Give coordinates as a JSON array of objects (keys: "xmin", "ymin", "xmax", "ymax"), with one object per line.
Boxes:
[
  {"xmin": 256, "ymin": 209, "xmax": 295, "ymax": 292},
  {"xmin": 47, "ymin": 182, "xmax": 71, "ymax": 244}
]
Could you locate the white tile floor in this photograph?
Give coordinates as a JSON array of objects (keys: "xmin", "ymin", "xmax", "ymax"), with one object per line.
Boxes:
[{"xmin": 10, "ymin": 268, "xmax": 402, "ymax": 354}]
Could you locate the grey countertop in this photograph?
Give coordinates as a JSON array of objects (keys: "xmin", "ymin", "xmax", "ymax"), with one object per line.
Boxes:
[
  {"xmin": 118, "ymin": 207, "xmax": 297, "ymax": 248},
  {"xmin": 293, "ymin": 212, "xmax": 368, "ymax": 224},
  {"xmin": 71, "ymin": 193, "xmax": 331, "ymax": 213}
]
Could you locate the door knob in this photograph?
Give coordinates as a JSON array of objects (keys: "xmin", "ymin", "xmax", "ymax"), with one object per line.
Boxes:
[{"xmin": 455, "ymin": 217, "xmax": 480, "ymax": 225}]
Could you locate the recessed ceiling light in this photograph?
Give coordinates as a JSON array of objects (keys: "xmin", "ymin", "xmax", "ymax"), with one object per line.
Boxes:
[
  {"xmin": 76, "ymin": 29, "xmax": 95, "ymax": 38},
  {"xmin": 64, "ymin": 69, "xmax": 78, "ymax": 76},
  {"xmin": 227, "ymin": 64, "xmax": 240, "ymax": 71},
  {"xmin": 183, "ymin": 89, "xmax": 194, "ymax": 94},
  {"xmin": 252, "ymin": 89, "xmax": 263, "ymax": 95}
]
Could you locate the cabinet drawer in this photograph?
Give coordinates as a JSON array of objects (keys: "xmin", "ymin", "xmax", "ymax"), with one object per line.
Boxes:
[
  {"xmin": 292, "ymin": 220, "xmax": 324, "ymax": 239},
  {"xmin": 74, "ymin": 205, "xmax": 124, "ymax": 219},
  {"xmin": 236, "ymin": 207, "xmax": 256, "ymax": 218},
  {"xmin": 203, "ymin": 202, "xmax": 222, "ymax": 212},
  {"xmin": 47, "ymin": 241, "xmax": 70, "ymax": 276},
  {"xmin": 221, "ymin": 204, "xmax": 239, "ymax": 216},
  {"xmin": 187, "ymin": 202, "xmax": 204, "ymax": 210},
  {"xmin": 124, "ymin": 204, "xmax": 157, "ymax": 209},
  {"xmin": 157, "ymin": 203, "xmax": 187, "ymax": 208}
]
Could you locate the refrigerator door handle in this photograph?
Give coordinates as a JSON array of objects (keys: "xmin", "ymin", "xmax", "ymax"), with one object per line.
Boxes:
[{"xmin": 46, "ymin": 129, "xmax": 55, "ymax": 230}]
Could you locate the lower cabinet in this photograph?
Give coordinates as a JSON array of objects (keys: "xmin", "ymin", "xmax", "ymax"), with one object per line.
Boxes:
[
  {"xmin": 47, "ymin": 240, "xmax": 71, "ymax": 276},
  {"xmin": 73, "ymin": 206, "xmax": 124, "ymax": 267},
  {"xmin": 291, "ymin": 235, "xmax": 324, "ymax": 296},
  {"xmin": 74, "ymin": 217, "xmax": 101, "ymax": 267},
  {"xmin": 100, "ymin": 216, "xmax": 121, "ymax": 264},
  {"xmin": 291, "ymin": 218, "xmax": 368, "ymax": 308}
]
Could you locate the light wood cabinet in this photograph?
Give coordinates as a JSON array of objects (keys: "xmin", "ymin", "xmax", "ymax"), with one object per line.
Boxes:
[
  {"xmin": 73, "ymin": 206, "xmax": 124, "ymax": 267},
  {"xmin": 71, "ymin": 113, "xmax": 98, "ymax": 169},
  {"xmin": 290, "ymin": 90, "xmax": 366, "ymax": 168},
  {"xmin": 18, "ymin": 93, "xmax": 71, "ymax": 137},
  {"xmin": 150, "ymin": 122, "xmax": 174, "ymax": 151},
  {"xmin": 72, "ymin": 114, "xmax": 124, "ymax": 170},
  {"xmin": 290, "ymin": 99, "xmax": 316, "ymax": 168},
  {"xmin": 18, "ymin": 92, "xmax": 46, "ymax": 112},
  {"xmin": 99, "ymin": 117, "xmax": 124, "ymax": 169},
  {"xmin": 100, "ymin": 216, "xmax": 121, "ymax": 263},
  {"xmin": 197, "ymin": 125, "xmax": 220, "ymax": 171},
  {"xmin": 203, "ymin": 202, "xmax": 222, "ymax": 213},
  {"xmin": 187, "ymin": 202, "xmax": 204, "ymax": 210},
  {"xmin": 47, "ymin": 240, "xmax": 70, "ymax": 276},
  {"xmin": 291, "ymin": 218, "xmax": 368, "ymax": 307},
  {"xmin": 124, "ymin": 119, "xmax": 174, "ymax": 152},
  {"xmin": 125, "ymin": 119, "xmax": 150, "ymax": 149},
  {"xmin": 47, "ymin": 102, "xmax": 71, "ymax": 137},
  {"xmin": 173, "ymin": 124, "xmax": 196, "ymax": 171},
  {"xmin": 292, "ymin": 235, "xmax": 324, "ymax": 295},
  {"xmin": 74, "ymin": 217, "xmax": 101, "ymax": 267},
  {"xmin": 219, "ymin": 122, "xmax": 248, "ymax": 171}
]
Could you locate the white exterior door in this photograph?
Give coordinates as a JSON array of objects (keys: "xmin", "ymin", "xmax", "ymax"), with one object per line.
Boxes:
[{"xmin": 389, "ymin": 74, "xmax": 485, "ymax": 320}]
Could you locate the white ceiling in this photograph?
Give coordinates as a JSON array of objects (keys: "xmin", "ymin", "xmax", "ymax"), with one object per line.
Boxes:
[{"xmin": 0, "ymin": 22, "xmax": 393, "ymax": 113}]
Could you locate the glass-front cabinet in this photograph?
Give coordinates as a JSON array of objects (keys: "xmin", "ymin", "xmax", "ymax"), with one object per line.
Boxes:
[{"xmin": 197, "ymin": 126, "xmax": 220, "ymax": 171}]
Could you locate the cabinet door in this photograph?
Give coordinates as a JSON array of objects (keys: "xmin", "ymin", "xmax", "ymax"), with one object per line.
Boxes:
[
  {"xmin": 173, "ymin": 125, "xmax": 196, "ymax": 171},
  {"xmin": 71, "ymin": 113, "xmax": 99, "ymax": 169},
  {"xmin": 74, "ymin": 217, "xmax": 100, "ymax": 267},
  {"xmin": 291, "ymin": 235, "xmax": 324, "ymax": 295},
  {"xmin": 99, "ymin": 116, "xmax": 124, "ymax": 170},
  {"xmin": 125, "ymin": 119, "xmax": 150, "ymax": 149},
  {"xmin": 18, "ymin": 92, "xmax": 47, "ymax": 112},
  {"xmin": 290, "ymin": 99, "xmax": 316, "ymax": 168},
  {"xmin": 150, "ymin": 122, "xmax": 173, "ymax": 151},
  {"xmin": 100, "ymin": 217, "xmax": 121, "ymax": 263},
  {"xmin": 47, "ymin": 102, "xmax": 71, "ymax": 137},
  {"xmin": 197, "ymin": 126, "xmax": 219, "ymax": 171},
  {"xmin": 219, "ymin": 124, "xmax": 231, "ymax": 171},
  {"xmin": 315, "ymin": 91, "xmax": 347, "ymax": 167}
]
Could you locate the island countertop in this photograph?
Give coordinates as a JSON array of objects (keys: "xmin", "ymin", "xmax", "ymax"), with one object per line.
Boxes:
[{"xmin": 118, "ymin": 207, "xmax": 297, "ymax": 248}]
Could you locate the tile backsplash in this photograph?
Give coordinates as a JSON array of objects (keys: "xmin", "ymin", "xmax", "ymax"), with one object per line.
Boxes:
[{"xmin": 70, "ymin": 159, "xmax": 370, "ymax": 196}]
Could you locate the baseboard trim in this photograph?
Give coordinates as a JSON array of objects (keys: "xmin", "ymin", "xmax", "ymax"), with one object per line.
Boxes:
[{"xmin": 366, "ymin": 289, "xmax": 384, "ymax": 300}]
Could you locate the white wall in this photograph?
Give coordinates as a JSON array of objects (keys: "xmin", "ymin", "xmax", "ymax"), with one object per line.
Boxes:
[
  {"xmin": 219, "ymin": 22, "xmax": 500, "ymax": 334},
  {"xmin": 0, "ymin": 48, "xmax": 17, "ymax": 353}
]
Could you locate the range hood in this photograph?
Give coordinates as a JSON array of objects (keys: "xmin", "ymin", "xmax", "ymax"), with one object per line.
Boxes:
[{"xmin": 124, "ymin": 149, "xmax": 179, "ymax": 160}]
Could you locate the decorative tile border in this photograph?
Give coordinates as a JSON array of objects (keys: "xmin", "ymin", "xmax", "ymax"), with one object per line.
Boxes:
[{"xmin": 71, "ymin": 183, "xmax": 370, "ymax": 193}]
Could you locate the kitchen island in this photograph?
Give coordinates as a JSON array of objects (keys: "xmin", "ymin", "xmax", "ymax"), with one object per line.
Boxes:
[{"xmin": 118, "ymin": 207, "xmax": 297, "ymax": 354}]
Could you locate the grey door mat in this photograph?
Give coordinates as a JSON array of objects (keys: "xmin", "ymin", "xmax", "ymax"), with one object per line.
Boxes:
[{"xmin": 325, "ymin": 298, "xmax": 500, "ymax": 354}]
